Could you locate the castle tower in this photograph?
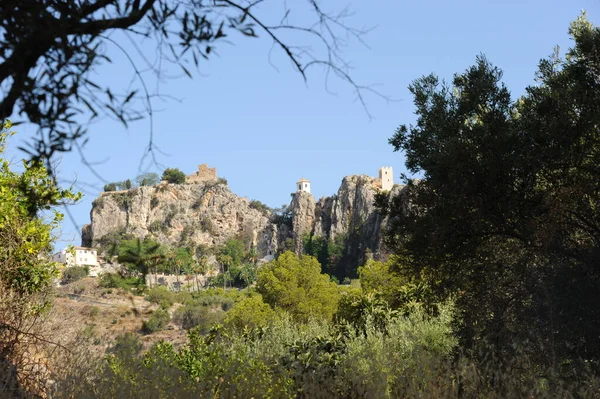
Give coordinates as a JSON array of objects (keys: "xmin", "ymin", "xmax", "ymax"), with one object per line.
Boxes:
[
  {"xmin": 378, "ymin": 167, "xmax": 393, "ymax": 191},
  {"xmin": 296, "ymin": 177, "xmax": 311, "ymax": 194}
]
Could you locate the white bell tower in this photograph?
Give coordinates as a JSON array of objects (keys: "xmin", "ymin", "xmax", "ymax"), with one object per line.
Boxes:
[{"xmin": 296, "ymin": 177, "xmax": 311, "ymax": 194}]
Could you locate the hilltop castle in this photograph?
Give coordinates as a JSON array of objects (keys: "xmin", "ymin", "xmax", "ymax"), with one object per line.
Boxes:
[{"xmin": 186, "ymin": 164, "xmax": 218, "ymax": 184}]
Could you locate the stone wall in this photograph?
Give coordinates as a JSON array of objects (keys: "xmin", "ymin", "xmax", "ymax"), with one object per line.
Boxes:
[
  {"xmin": 145, "ymin": 273, "xmax": 213, "ymax": 291},
  {"xmin": 186, "ymin": 164, "xmax": 217, "ymax": 183}
]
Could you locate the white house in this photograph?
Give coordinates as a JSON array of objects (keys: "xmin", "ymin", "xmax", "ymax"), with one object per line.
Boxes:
[
  {"xmin": 297, "ymin": 177, "xmax": 311, "ymax": 194},
  {"xmin": 52, "ymin": 246, "xmax": 99, "ymax": 267}
]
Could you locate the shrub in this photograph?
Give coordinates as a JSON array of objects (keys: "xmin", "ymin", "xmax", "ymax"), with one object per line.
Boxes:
[
  {"xmin": 143, "ymin": 308, "xmax": 171, "ymax": 334},
  {"xmin": 223, "ymin": 295, "xmax": 275, "ymax": 332},
  {"xmin": 257, "ymin": 251, "xmax": 340, "ymax": 322},
  {"xmin": 173, "ymin": 305, "xmax": 223, "ymax": 332},
  {"xmin": 61, "ymin": 266, "xmax": 89, "ymax": 284},
  {"xmin": 249, "ymin": 199, "xmax": 270, "ymax": 215},
  {"xmin": 99, "ymin": 273, "xmax": 144, "ymax": 292},
  {"xmin": 161, "ymin": 168, "xmax": 186, "ymax": 184},
  {"xmin": 146, "ymin": 286, "xmax": 176, "ymax": 307},
  {"xmin": 109, "ymin": 332, "xmax": 143, "ymax": 360},
  {"xmin": 136, "ymin": 172, "xmax": 160, "ymax": 187}
]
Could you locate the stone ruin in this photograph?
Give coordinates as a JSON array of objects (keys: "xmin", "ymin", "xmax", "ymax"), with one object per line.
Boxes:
[{"xmin": 186, "ymin": 164, "xmax": 218, "ymax": 184}]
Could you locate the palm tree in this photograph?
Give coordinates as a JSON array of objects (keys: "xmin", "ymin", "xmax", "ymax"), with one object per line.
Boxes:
[
  {"xmin": 247, "ymin": 247, "xmax": 259, "ymax": 266},
  {"xmin": 117, "ymin": 238, "xmax": 164, "ymax": 284}
]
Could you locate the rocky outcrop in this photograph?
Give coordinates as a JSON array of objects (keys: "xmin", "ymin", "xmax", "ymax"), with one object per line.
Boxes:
[
  {"xmin": 83, "ymin": 180, "xmax": 275, "ymax": 256},
  {"xmin": 289, "ymin": 175, "xmax": 405, "ymax": 276},
  {"xmin": 83, "ymin": 174, "xmax": 405, "ymax": 276}
]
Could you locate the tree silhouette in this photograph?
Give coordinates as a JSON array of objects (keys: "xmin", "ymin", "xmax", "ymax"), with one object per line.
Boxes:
[{"xmin": 0, "ymin": 0, "xmax": 383, "ymax": 171}]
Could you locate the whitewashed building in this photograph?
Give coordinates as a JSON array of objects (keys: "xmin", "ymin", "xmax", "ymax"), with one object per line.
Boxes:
[
  {"xmin": 52, "ymin": 246, "xmax": 99, "ymax": 267},
  {"xmin": 297, "ymin": 177, "xmax": 311, "ymax": 194}
]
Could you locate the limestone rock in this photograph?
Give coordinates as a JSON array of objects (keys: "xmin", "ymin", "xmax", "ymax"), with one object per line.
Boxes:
[{"xmin": 83, "ymin": 174, "xmax": 405, "ymax": 275}]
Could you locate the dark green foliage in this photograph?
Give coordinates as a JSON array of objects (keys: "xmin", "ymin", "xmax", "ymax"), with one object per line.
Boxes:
[
  {"xmin": 117, "ymin": 238, "xmax": 165, "ymax": 277},
  {"xmin": 249, "ymin": 199, "xmax": 270, "ymax": 215},
  {"xmin": 302, "ymin": 233, "xmax": 347, "ymax": 279},
  {"xmin": 271, "ymin": 205, "xmax": 293, "ymax": 229},
  {"xmin": 173, "ymin": 304, "xmax": 224, "ymax": 332},
  {"xmin": 150, "ymin": 196, "xmax": 159, "ymax": 209},
  {"xmin": 99, "ymin": 274, "xmax": 145, "ymax": 292},
  {"xmin": 103, "ymin": 183, "xmax": 117, "ymax": 192},
  {"xmin": 383, "ymin": 15, "xmax": 600, "ymax": 370},
  {"xmin": 143, "ymin": 308, "xmax": 170, "ymax": 333},
  {"xmin": 161, "ymin": 168, "xmax": 186, "ymax": 184},
  {"xmin": 61, "ymin": 266, "xmax": 88, "ymax": 284}
]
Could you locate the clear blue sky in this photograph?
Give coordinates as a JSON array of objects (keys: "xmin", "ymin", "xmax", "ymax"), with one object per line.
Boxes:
[{"xmin": 7, "ymin": 0, "xmax": 599, "ymax": 248}]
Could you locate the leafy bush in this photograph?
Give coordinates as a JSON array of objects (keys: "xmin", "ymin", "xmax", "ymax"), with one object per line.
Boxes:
[
  {"xmin": 61, "ymin": 266, "xmax": 89, "ymax": 284},
  {"xmin": 109, "ymin": 332, "xmax": 143, "ymax": 360},
  {"xmin": 248, "ymin": 199, "xmax": 270, "ymax": 214},
  {"xmin": 257, "ymin": 251, "xmax": 340, "ymax": 322},
  {"xmin": 223, "ymin": 295, "xmax": 275, "ymax": 332},
  {"xmin": 146, "ymin": 286, "xmax": 191, "ymax": 308},
  {"xmin": 173, "ymin": 305, "xmax": 223, "ymax": 332},
  {"xmin": 146, "ymin": 286, "xmax": 175, "ymax": 307},
  {"xmin": 99, "ymin": 273, "xmax": 145, "ymax": 292},
  {"xmin": 143, "ymin": 308, "xmax": 171, "ymax": 334},
  {"xmin": 161, "ymin": 168, "xmax": 186, "ymax": 184}
]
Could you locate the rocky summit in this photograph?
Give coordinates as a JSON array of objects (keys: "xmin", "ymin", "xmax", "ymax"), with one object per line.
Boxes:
[{"xmin": 83, "ymin": 173, "xmax": 404, "ymax": 277}]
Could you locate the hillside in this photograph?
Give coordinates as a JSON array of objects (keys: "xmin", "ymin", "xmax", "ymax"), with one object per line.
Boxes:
[{"xmin": 82, "ymin": 168, "xmax": 404, "ymax": 278}]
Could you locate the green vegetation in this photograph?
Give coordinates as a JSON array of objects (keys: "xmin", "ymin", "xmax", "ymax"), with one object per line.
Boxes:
[
  {"xmin": 161, "ymin": 168, "xmax": 186, "ymax": 184},
  {"xmin": 223, "ymin": 295, "xmax": 276, "ymax": 332},
  {"xmin": 143, "ymin": 308, "xmax": 171, "ymax": 333},
  {"xmin": 0, "ymin": 122, "xmax": 80, "ymax": 395},
  {"xmin": 136, "ymin": 172, "xmax": 160, "ymax": 187},
  {"xmin": 380, "ymin": 13, "xmax": 600, "ymax": 382},
  {"xmin": 99, "ymin": 273, "xmax": 145, "ymax": 292},
  {"xmin": 61, "ymin": 266, "xmax": 89, "ymax": 285},
  {"xmin": 6, "ymin": 14, "xmax": 600, "ymax": 399},
  {"xmin": 256, "ymin": 251, "xmax": 340, "ymax": 322},
  {"xmin": 248, "ymin": 199, "xmax": 271, "ymax": 215},
  {"xmin": 103, "ymin": 173, "xmax": 161, "ymax": 192}
]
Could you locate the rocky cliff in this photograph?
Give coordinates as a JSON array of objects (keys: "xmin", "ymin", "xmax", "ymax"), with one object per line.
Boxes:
[{"xmin": 83, "ymin": 175, "xmax": 404, "ymax": 278}]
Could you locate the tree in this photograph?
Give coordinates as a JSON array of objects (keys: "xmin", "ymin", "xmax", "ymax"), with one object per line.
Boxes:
[
  {"xmin": 256, "ymin": 251, "xmax": 339, "ymax": 322},
  {"xmin": 135, "ymin": 172, "xmax": 160, "ymax": 187},
  {"xmin": 383, "ymin": 14, "xmax": 600, "ymax": 367},
  {"xmin": 117, "ymin": 237, "xmax": 164, "ymax": 278},
  {"xmin": 0, "ymin": 1, "xmax": 381, "ymax": 170},
  {"xmin": 223, "ymin": 295, "xmax": 276, "ymax": 332},
  {"xmin": 162, "ymin": 168, "xmax": 186, "ymax": 184},
  {"xmin": 0, "ymin": 120, "xmax": 80, "ymax": 395}
]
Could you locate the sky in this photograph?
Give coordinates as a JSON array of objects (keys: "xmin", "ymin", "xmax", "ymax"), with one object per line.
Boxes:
[{"xmin": 6, "ymin": 0, "xmax": 599, "ymax": 249}]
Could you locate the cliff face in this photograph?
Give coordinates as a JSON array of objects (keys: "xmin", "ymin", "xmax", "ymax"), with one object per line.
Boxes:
[
  {"xmin": 83, "ymin": 175, "xmax": 404, "ymax": 276},
  {"xmin": 289, "ymin": 175, "xmax": 404, "ymax": 277},
  {"xmin": 83, "ymin": 181, "xmax": 276, "ymax": 256}
]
